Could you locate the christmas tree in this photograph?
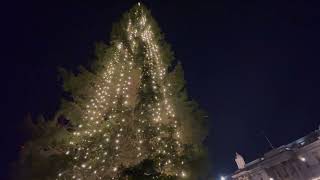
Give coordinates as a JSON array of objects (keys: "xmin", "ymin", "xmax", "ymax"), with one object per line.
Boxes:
[{"xmin": 14, "ymin": 3, "xmax": 208, "ymax": 180}]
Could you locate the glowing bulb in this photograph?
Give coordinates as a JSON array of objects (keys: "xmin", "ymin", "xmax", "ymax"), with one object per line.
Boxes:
[
  {"xmin": 117, "ymin": 43, "xmax": 122, "ymax": 49},
  {"xmin": 181, "ymin": 171, "xmax": 186, "ymax": 178},
  {"xmin": 299, "ymin": 156, "xmax": 306, "ymax": 162}
]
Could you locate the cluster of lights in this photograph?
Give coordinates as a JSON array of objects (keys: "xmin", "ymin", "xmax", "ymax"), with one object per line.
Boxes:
[{"xmin": 56, "ymin": 4, "xmax": 186, "ymax": 180}]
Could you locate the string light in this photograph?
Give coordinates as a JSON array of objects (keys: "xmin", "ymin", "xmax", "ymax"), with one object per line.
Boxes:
[{"xmin": 57, "ymin": 4, "xmax": 186, "ymax": 179}]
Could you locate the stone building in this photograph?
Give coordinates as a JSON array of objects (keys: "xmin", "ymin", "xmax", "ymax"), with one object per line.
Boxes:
[{"xmin": 231, "ymin": 127, "xmax": 320, "ymax": 180}]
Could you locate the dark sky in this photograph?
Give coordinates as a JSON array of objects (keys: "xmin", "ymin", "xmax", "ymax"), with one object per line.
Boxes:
[{"xmin": 3, "ymin": 0, "xmax": 320, "ymax": 179}]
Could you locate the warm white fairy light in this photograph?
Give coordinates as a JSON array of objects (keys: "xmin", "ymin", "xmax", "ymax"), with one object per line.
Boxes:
[{"xmin": 57, "ymin": 4, "xmax": 185, "ymax": 180}]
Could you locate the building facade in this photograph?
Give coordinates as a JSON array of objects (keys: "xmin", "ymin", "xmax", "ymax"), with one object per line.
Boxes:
[{"xmin": 231, "ymin": 128, "xmax": 320, "ymax": 180}]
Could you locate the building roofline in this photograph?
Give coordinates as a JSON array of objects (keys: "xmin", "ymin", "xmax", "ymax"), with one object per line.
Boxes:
[{"xmin": 232, "ymin": 128, "xmax": 320, "ymax": 176}]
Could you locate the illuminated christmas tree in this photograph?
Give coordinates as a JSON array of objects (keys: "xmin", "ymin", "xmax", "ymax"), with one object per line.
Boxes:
[{"xmin": 14, "ymin": 3, "xmax": 208, "ymax": 180}]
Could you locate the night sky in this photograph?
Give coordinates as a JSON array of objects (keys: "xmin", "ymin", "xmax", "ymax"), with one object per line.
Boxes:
[{"xmin": 3, "ymin": 0, "xmax": 320, "ymax": 179}]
